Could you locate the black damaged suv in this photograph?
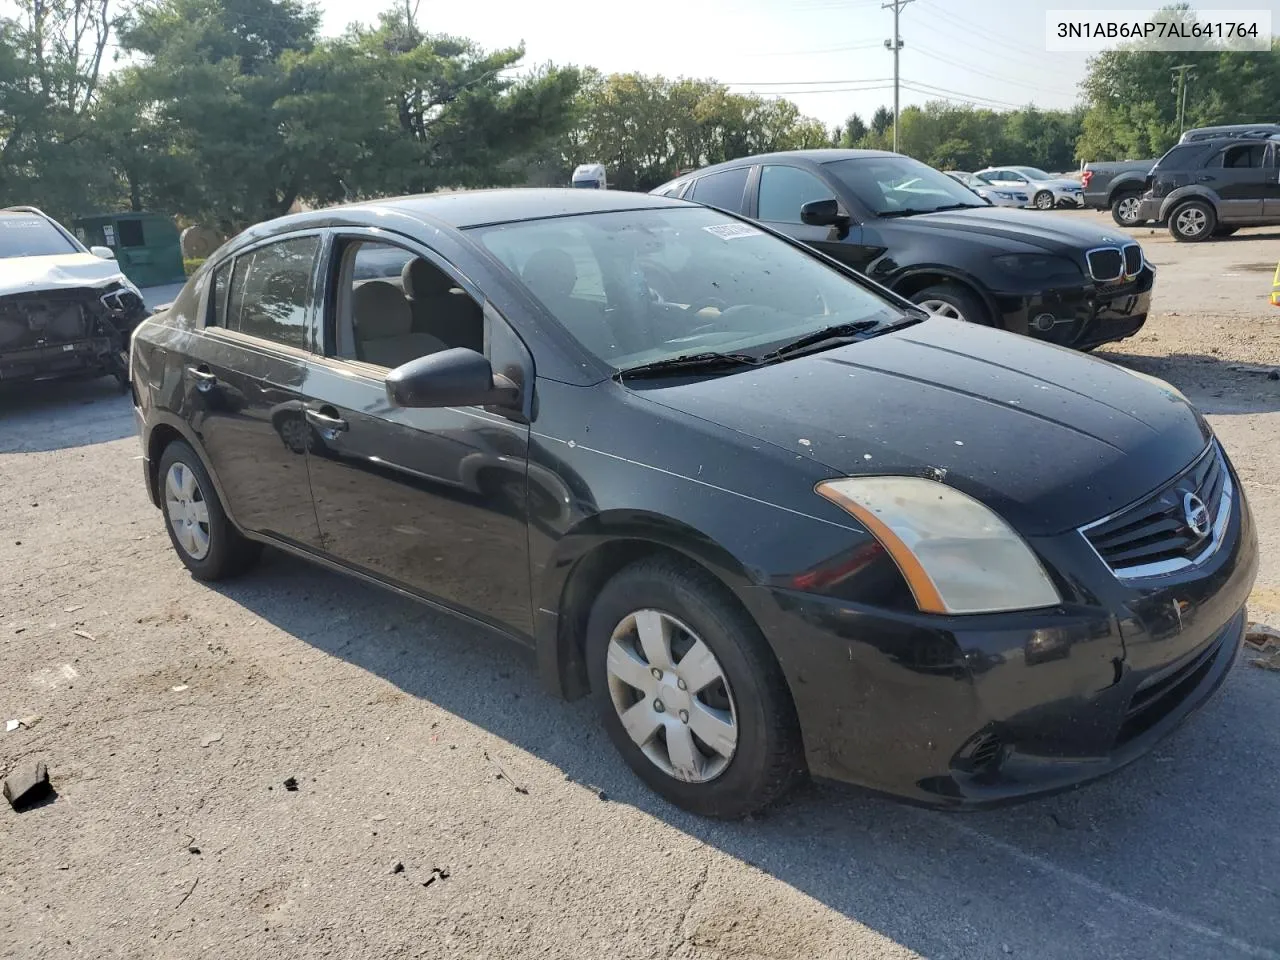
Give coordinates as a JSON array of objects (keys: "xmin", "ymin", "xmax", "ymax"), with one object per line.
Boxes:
[
  {"xmin": 1135, "ymin": 135, "xmax": 1280, "ymax": 241},
  {"xmin": 654, "ymin": 150, "xmax": 1154, "ymax": 351}
]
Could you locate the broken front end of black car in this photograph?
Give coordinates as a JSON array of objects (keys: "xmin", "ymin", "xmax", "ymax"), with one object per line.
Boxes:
[{"xmin": 0, "ymin": 283, "xmax": 148, "ymax": 387}]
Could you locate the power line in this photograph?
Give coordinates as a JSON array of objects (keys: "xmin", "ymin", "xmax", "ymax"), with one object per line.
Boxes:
[
  {"xmin": 722, "ymin": 77, "xmax": 893, "ymax": 87},
  {"xmin": 908, "ymin": 40, "xmax": 1078, "ymax": 99},
  {"xmin": 900, "ymin": 80, "xmax": 1024, "ymax": 110},
  {"xmin": 914, "ymin": 0, "xmax": 1055, "ymax": 65}
]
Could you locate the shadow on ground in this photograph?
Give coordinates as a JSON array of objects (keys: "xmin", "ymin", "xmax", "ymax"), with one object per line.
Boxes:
[
  {"xmin": 216, "ymin": 551, "xmax": 1280, "ymax": 960},
  {"xmin": 0, "ymin": 379, "xmax": 134, "ymax": 453},
  {"xmin": 1100, "ymin": 349, "xmax": 1280, "ymax": 415}
]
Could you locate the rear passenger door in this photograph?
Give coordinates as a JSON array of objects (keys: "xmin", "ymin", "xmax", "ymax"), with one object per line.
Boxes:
[
  {"xmin": 300, "ymin": 230, "xmax": 535, "ymax": 635},
  {"xmin": 185, "ymin": 232, "xmax": 325, "ymax": 547},
  {"xmin": 1263, "ymin": 142, "xmax": 1280, "ymax": 218}
]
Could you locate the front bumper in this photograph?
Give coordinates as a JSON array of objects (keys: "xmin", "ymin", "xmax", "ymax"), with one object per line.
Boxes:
[
  {"xmin": 992, "ymin": 265, "xmax": 1154, "ymax": 350},
  {"xmin": 1053, "ymin": 189, "xmax": 1086, "ymax": 207},
  {"xmin": 738, "ymin": 462, "xmax": 1258, "ymax": 808},
  {"xmin": 0, "ymin": 337, "xmax": 127, "ymax": 383}
]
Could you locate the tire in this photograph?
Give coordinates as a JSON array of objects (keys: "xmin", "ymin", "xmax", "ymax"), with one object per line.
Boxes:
[
  {"xmin": 1110, "ymin": 191, "xmax": 1144, "ymax": 227},
  {"xmin": 908, "ymin": 283, "xmax": 991, "ymax": 326},
  {"xmin": 157, "ymin": 440, "xmax": 262, "ymax": 581},
  {"xmin": 1034, "ymin": 190, "xmax": 1054, "ymax": 210},
  {"xmin": 585, "ymin": 557, "xmax": 804, "ymax": 819},
  {"xmin": 1213, "ymin": 226, "xmax": 1239, "ymax": 237},
  {"xmin": 1168, "ymin": 199, "xmax": 1217, "ymax": 242}
]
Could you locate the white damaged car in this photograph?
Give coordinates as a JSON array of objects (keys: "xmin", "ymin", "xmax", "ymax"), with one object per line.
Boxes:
[{"xmin": 1, "ymin": 206, "xmax": 149, "ymax": 387}]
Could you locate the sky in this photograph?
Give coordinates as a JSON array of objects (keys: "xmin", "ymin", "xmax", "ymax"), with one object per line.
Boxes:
[{"xmin": 315, "ymin": 0, "xmax": 1280, "ymax": 130}]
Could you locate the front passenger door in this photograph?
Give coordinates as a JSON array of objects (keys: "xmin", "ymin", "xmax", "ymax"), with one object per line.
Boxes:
[
  {"xmin": 300, "ymin": 232, "xmax": 535, "ymax": 635},
  {"xmin": 752, "ymin": 163, "xmax": 879, "ymax": 272}
]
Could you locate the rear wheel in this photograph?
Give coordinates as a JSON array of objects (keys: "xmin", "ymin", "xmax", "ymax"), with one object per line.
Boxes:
[
  {"xmin": 908, "ymin": 283, "xmax": 991, "ymax": 326},
  {"xmin": 1168, "ymin": 199, "xmax": 1216, "ymax": 242},
  {"xmin": 1034, "ymin": 190, "xmax": 1054, "ymax": 210},
  {"xmin": 586, "ymin": 557, "xmax": 803, "ymax": 818},
  {"xmin": 1111, "ymin": 191, "xmax": 1144, "ymax": 227},
  {"xmin": 158, "ymin": 440, "xmax": 261, "ymax": 581}
]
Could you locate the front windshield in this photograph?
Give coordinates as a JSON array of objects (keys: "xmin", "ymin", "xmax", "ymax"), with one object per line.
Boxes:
[
  {"xmin": 1012, "ymin": 166, "xmax": 1051, "ymax": 180},
  {"xmin": 471, "ymin": 207, "xmax": 903, "ymax": 370},
  {"xmin": 823, "ymin": 157, "xmax": 986, "ymax": 216},
  {"xmin": 0, "ymin": 214, "xmax": 79, "ymax": 259}
]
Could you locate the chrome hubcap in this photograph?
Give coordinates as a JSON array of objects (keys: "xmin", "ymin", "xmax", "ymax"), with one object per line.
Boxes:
[
  {"xmin": 164, "ymin": 462, "xmax": 211, "ymax": 560},
  {"xmin": 1117, "ymin": 197, "xmax": 1140, "ymax": 222},
  {"xmin": 1036, "ymin": 192, "xmax": 1053, "ymax": 209},
  {"xmin": 605, "ymin": 609, "xmax": 738, "ymax": 783},
  {"xmin": 1176, "ymin": 207, "xmax": 1207, "ymax": 236},
  {"xmin": 917, "ymin": 298, "xmax": 965, "ymax": 322}
]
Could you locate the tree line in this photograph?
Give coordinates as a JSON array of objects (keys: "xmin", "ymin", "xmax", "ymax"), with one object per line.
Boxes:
[{"xmin": 2, "ymin": 0, "xmax": 1277, "ymax": 230}]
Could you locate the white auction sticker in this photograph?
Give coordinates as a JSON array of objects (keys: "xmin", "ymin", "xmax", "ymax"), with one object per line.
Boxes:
[{"xmin": 703, "ymin": 223, "xmax": 763, "ymax": 240}]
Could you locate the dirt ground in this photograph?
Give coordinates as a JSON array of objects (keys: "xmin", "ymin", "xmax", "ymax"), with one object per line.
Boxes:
[{"xmin": 2, "ymin": 213, "xmax": 1278, "ymax": 960}]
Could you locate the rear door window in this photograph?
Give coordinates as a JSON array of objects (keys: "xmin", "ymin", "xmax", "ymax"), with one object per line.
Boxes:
[
  {"xmin": 225, "ymin": 235, "xmax": 321, "ymax": 350},
  {"xmin": 689, "ymin": 168, "xmax": 751, "ymax": 212}
]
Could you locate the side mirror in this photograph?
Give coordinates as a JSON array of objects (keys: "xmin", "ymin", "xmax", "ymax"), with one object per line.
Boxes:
[
  {"xmin": 385, "ymin": 347, "xmax": 520, "ymax": 409},
  {"xmin": 90, "ymin": 245, "xmax": 116, "ymax": 260},
  {"xmin": 800, "ymin": 198, "xmax": 849, "ymax": 227}
]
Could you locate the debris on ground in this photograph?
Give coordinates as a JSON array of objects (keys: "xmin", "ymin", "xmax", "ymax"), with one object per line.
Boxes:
[
  {"xmin": 1245, "ymin": 622, "xmax": 1280, "ymax": 652},
  {"xmin": 392, "ymin": 861, "xmax": 404, "ymax": 874},
  {"xmin": 188, "ymin": 846, "xmax": 201, "ymax": 855},
  {"xmin": 283, "ymin": 777, "xmax": 299, "ymax": 792},
  {"xmin": 1250, "ymin": 651, "xmax": 1280, "ymax": 672},
  {"xmin": 4, "ymin": 715, "xmax": 41, "ymax": 733},
  {"xmin": 171, "ymin": 684, "xmax": 189, "ymax": 692},
  {"xmin": 421, "ymin": 866, "xmax": 450, "ymax": 888},
  {"xmin": 3, "ymin": 761, "xmax": 52, "ymax": 811},
  {"xmin": 63, "ymin": 605, "xmax": 83, "ymax": 613},
  {"xmin": 200, "ymin": 732, "xmax": 222, "ymax": 748},
  {"xmin": 483, "ymin": 749, "xmax": 529, "ymax": 795},
  {"xmin": 597, "ymin": 790, "xmax": 608, "ymax": 802},
  {"xmin": 72, "ymin": 629, "xmax": 96, "ymax": 642}
]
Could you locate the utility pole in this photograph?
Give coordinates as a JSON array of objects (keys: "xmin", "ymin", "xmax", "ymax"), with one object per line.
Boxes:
[
  {"xmin": 883, "ymin": 0, "xmax": 913, "ymax": 152},
  {"xmin": 1170, "ymin": 63, "xmax": 1196, "ymax": 135}
]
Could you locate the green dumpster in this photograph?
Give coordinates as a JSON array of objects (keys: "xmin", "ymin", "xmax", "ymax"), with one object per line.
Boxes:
[{"xmin": 73, "ymin": 212, "xmax": 185, "ymax": 288}]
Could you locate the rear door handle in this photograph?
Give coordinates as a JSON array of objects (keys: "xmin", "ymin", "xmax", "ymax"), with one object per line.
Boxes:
[
  {"xmin": 186, "ymin": 365, "xmax": 217, "ymax": 391},
  {"xmin": 305, "ymin": 407, "xmax": 349, "ymax": 432}
]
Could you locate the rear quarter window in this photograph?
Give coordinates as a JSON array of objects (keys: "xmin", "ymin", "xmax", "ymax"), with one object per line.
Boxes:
[
  {"xmin": 689, "ymin": 167, "xmax": 751, "ymax": 212},
  {"xmin": 1154, "ymin": 144, "xmax": 1211, "ymax": 170}
]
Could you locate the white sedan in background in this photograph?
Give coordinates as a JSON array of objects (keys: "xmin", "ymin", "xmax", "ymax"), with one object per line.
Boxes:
[
  {"xmin": 975, "ymin": 166, "xmax": 1085, "ymax": 210},
  {"xmin": 945, "ymin": 171, "xmax": 1028, "ymax": 208}
]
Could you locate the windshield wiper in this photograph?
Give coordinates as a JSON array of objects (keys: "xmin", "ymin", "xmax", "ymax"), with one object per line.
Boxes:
[
  {"xmin": 617, "ymin": 351, "xmax": 760, "ymax": 380},
  {"xmin": 879, "ymin": 202, "xmax": 985, "ymax": 218},
  {"xmin": 759, "ymin": 321, "xmax": 884, "ymax": 361}
]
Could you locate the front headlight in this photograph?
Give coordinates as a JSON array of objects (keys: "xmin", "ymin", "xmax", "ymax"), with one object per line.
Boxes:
[
  {"xmin": 991, "ymin": 254, "xmax": 1082, "ymax": 283},
  {"xmin": 815, "ymin": 476, "xmax": 1061, "ymax": 615}
]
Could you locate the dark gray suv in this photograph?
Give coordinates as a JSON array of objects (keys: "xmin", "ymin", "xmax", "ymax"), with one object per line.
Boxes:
[{"xmin": 1135, "ymin": 136, "xmax": 1280, "ymax": 241}]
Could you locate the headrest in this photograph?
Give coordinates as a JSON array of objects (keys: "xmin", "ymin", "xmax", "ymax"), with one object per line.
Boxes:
[
  {"xmin": 521, "ymin": 248, "xmax": 577, "ymax": 300},
  {"xmin": 352, "ymin": 280, "xmax": 411, "ymax": 339},
  {"xmin": 402, "ymin": 257, "xmax": 455, "ymax": 298}
]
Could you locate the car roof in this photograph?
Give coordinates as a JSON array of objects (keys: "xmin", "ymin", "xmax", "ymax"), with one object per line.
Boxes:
[
  {"xmin": 215, "ymin": 188, "xmax": 695, "ymax": 256},
  {"xmin": 684, "ymin": 148, "xmax": 899, "ymax": 175},
  {"xmin": 343, "ymin": 188, "xmax": 687, "ymax": 229}
]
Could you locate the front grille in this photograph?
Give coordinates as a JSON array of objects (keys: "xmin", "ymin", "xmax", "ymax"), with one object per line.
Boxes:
[
  {"xmin": 1086, "ymin": 247, "xmax": 1124, "ymax": 282},
  {"xmin": 1117, "ymin": 626, "xmax": 1229, "ymax": 744},
  {"xmin": 1082, "ymin": 443, "xmax": 1231, "ymax": 579},
  {"xmin": 1122, "ymin": 243, "xmax": 1143, "ymax": 276}
]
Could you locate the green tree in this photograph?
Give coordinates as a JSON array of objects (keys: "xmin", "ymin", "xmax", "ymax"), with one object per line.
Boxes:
[
  {"xmin": 870, "ymin": 105, "xmax": 893, "ymax": 137},
  {"xmin": 840, "ymin": 112, "xmax": 867, "ymax": 147}
]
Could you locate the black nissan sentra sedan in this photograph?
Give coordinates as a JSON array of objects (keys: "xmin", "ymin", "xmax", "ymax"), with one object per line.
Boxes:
[{"xmin": 130, "ymin": 189, "xmax": 1257, "ymax": 818}]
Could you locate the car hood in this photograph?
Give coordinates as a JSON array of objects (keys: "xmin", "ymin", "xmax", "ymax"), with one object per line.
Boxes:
[
  {"xmin": 875, "ymin": 206, "xmax": 1131, "ymax": 255},
  {"xmin": 0, "ymin": 253, "xmax": 130, "ymax": 298},
  {"xmin": 633, "ymin": 318, "xmax": 1211, "ymax": 536}
]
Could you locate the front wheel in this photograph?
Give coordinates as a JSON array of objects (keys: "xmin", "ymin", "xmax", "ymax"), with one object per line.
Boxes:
[
  {"xmin": 586, "ymin": 557, "xmax": 803, "ymax": 818},
  {"xmin": 1034, "ymin": 190, "xmax": 1054, "ymax": 210},
  {"xmin": 1169, "ymin": 199, "xmax": 1216, "ymax": 242},
  {"xmin": 908, "ymin": 283, "xmax": 991, "ymax": 326},
  {"xmin": 1111, "ymin": 191, "xmax": 1144, "ymax": 227}
]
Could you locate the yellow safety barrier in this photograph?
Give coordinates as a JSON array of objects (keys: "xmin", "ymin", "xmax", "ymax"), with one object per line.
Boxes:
[{"xmin": 1272, "ymin": 261, "xmax": 1280, "ymax": 307}]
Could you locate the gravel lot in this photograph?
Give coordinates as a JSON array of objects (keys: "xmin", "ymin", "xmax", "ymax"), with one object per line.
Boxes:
[{"xmin": 2, "ymin": 213, "xmax": 1278, "ymax": 960}]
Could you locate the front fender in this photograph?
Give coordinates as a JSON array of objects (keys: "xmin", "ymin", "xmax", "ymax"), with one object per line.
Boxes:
[{"xmin": 888, "ymin": 265, "xmax": 1001, "ymax": 319}]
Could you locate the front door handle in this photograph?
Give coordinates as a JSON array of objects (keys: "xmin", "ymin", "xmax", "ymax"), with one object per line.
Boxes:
[
  {"xmin": 1196, "ymin": 175, "xmax": 1214, "ymax": 182},
  {"xmin": 305, "ymin": 407, "xmax": 349, "ymax": 433},
  {"xmin": 186, "ymin": 365, "xmax": 217, "ymax": 391}
]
